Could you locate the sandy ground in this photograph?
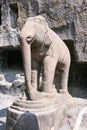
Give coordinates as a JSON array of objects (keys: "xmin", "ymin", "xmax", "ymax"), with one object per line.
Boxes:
[{"xmin": 0, "ymin": 92, "xmax": 87, "ymax": 130}]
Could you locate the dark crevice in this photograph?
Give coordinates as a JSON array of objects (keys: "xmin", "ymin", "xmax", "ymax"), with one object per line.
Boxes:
[
  {"xmin": 69, "ymin": 63, "xmax": 87, "ymax": 88},
  {"xmin": 64, "ymin": 40, "xmax": 75, "ymax": 63},
  {"xmin": 64, "ymin": 40, "xmax": 87, "ymax": 89},
  {"xmin": 30, "ymin": 0, "xmax": 39, "ymax": 15},
  {"xmin": 1, "ymin": 49, "xmax": 23, "ymax": 70},
  {"xmin": 9, "ymin": 3, "xmax": 18, "ymax": 28}
]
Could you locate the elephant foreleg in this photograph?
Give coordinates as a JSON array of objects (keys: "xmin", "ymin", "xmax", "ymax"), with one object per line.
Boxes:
[{"xmin": 31, "ymin": 59, "xmax": 41, "ymax": 90}]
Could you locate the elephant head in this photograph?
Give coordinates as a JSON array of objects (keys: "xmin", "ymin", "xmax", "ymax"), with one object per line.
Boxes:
[
  {"xmin": 20, "ymin": 16, "xmax": 52, "ymax": 48},
  {"xmin": 20, "ymin": 15, "xmax": 52, "ymax": 99}
]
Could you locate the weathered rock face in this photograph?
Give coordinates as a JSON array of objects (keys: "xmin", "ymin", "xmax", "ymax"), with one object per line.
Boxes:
[{"xmin": 0, "ymin": 0, "xmax": 87, "ymax": 62}]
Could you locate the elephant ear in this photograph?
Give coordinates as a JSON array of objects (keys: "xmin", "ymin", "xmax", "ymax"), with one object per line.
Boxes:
[{"xmin": 44, "ymin": 32, "xmax": 52, "ymax": 48}]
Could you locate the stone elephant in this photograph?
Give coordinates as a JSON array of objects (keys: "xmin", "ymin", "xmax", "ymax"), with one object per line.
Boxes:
[{"xmin": 20, "ymin": 15, "xmax": 71, "ymax": 100}]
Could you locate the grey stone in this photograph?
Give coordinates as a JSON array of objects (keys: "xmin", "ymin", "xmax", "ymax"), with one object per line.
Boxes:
[
  {"xmin": 6, "ymin": 94, "xmax": 75, "ymax": 130},
  {"xmin": 13, "ymin": 73, "xmax": 25, "ymax": 88},
  {"xmin": 0, "ymin": 0, "xmax": 87, "ymax": 62},
  {"xmin": 0, "ymin": 0, "xmax": 87, "ymax": 93}
]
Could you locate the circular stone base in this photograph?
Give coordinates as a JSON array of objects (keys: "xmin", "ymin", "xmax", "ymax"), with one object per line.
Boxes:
[
  {"xmin": 12, "ymin": 96, "xmax": 58, "ymax": 111},
  {"xmin": 6, "ymin": 94, "xmax": 75, "ymax": 130}
]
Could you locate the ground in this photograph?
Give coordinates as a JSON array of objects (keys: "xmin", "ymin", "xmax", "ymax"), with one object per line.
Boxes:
[
  {"xmin": 59, "ymin": 97, "xmax": 87, "ymax": 130},
  {"xmin": 0, "ymin": 86, "xmax": 87, "ymax": 130}
]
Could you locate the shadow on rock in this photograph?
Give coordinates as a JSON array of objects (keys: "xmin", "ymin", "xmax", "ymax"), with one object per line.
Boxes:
[
  {"xmin": 69, "ymin": 86, "xmax": 87, "ymax": 99},
  {"xmin": 6, "ymin": 111, "xmax": 40, "ymax": 130},
  {"xmin": 0, "ymin": 121, "xmax": 6, "ymax": 130},
  {"xmin": 0, "ymin": 108, "xmax": 7, "ymax": 130},
  {"xmin": 0, "ymin": 108, "xmax": 7, "ymax": 118}
]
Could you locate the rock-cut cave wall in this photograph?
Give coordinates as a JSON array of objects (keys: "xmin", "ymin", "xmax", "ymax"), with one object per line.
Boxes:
[
  {"xmin": 0, "ymin": 0, "xmax": 87, "ymax": 88},
  {"xmin": 0, "ymin": 0, "xmax": 87, "ymax": 62}
]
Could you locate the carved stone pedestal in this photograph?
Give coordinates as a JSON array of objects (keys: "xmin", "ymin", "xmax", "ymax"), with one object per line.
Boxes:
[{"xmin": 6, "ymin": 94, "xmax": 75, "ymax": 130}]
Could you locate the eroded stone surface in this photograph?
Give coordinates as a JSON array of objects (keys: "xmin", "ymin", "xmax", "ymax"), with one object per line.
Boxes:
[
  {"xmin": 6, "ymin": 94, "xmax": 75, "ymax": 130},
  {"xmin": 0, "ymin": 0, "xmax": 87, "ymax": 62},
  {"xmin": 0, "ymin": 92, "xmax": 87, "ymax": 130}
]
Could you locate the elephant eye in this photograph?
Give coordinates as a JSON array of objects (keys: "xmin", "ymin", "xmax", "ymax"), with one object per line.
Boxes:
[{"xmin": 26, "ymin": 36, "xmax": 32, "ymax": 42}]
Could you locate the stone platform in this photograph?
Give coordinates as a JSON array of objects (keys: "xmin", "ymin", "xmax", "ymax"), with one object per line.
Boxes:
[{"xmin": 6, "ymin": 94, "xmax": 75, "ymax": 130}]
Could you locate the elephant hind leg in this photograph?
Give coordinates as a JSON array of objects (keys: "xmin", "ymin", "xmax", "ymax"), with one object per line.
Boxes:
[{"xmin": 57, "ymin": 63, "xmax": 70, "ymax": 93}]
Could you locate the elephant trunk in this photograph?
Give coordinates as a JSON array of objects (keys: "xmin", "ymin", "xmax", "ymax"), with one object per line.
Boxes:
[{"xmin": 20, "ymin": 38, "xmax": 31, "ymax": 99}]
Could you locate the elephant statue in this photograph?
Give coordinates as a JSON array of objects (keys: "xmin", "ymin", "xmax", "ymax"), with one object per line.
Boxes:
[{"xmin": 19, "ymin": 15, "xmax": 71, "ymax": 100}]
